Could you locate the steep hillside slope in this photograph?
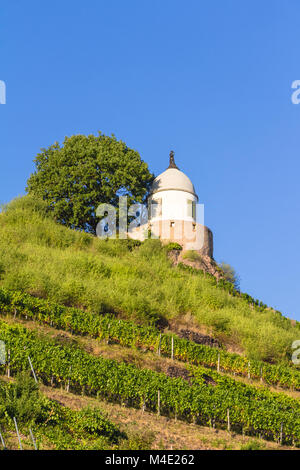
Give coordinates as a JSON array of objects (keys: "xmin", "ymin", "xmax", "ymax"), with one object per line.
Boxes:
[
  {"xmin": 0, "ymin": 195, "xmax": 299, "ymax": 364},
  {"xmin": 1, "ymin": 196, "xmax": 300, "ymax": 449}
]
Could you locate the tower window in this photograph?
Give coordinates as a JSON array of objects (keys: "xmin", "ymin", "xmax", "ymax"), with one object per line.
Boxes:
[
  {"xmin": 187, "ymin": 200, "xmax": 196, "ymax": 220},
  {"xmin": 150, "ymin": 198, "xmax": 162, "ymax": 218}
]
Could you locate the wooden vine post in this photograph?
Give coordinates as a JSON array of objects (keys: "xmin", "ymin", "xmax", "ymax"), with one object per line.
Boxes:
[
  {"xmin": 171, "ymin": 336, "xmax": 174, "ymax": 360},
  {"xmin": 227, "ymin": 408, "xmax": 230, "ymax": 432},
  {"xmin": 217, "ymin": 353, "xmax": 220, "ymax": 373},
  {"xmin": 7, "ymin": 349, "xmax": 10, "ymax": 378},
  {"xmin": 66, "ymin": 366, "xmax": 72, "ymax": 392},
  {"xmin": 157, "ymin": 390, "xmax": 161, "ymax": 416},
  {"xmin": 158, "ymin": 333, "xmax": 162, "ymax": 356},
  {"xmin": 107, "ymin": 323, "xmax": 111, "ymax": 345},
  {"xmin": 141, "ymin": 397, "xmax": 146, "ymax": 413}
]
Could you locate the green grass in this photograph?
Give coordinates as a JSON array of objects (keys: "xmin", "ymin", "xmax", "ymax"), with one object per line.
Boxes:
[
  {"xmin": 240, "ymin": 439, "xmax": 266, "ymax": 450},
  {"xmin": 0, "ymin": 195, "xmax": 299, "ymax": 363},
  {"xmin": 182, "ymin": 250, "xmax": 202, "ymax": 262}
]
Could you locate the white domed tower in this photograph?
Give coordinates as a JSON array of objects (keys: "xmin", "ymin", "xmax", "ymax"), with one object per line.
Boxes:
[
  {"xmin": 149, "ymin": 151, "xmax": 198, "ymax": 224},
  {"xmin": 129, "ymin": 151, "xmax": 213, "ymax": 257}
]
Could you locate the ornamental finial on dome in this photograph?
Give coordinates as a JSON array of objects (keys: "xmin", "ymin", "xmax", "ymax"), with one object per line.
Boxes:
[{"xmin": 168, "ymin": 150, "xmax": 179, "ymax": 169}]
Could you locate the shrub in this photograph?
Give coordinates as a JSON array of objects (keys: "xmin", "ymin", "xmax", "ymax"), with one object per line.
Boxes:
[
  {"xmin": 240, "ymin": 439, "xmax": 265, "ymax": 450},
  {"xmin": 0, "ymin": 372, "xmax": 45, "ymax": 424},
  {"xmin": 138, "ymin": 239, "xmax": 164, "ymax": 259},
  {"xmin": 165, "ymin": 242, "xmax": 182, "ymax": 252},
  {"xmin": 219, "ymin": 262, "xmax": 240, "ymax": 290},
  {"xmin": 182, "ymin": 250, "xmax": 202, "ymax": 262},
  {"xmin": 71, "ymin": 407, "xmax": 124, "ymax": 442},
  {"xmin": 120, "ymin": 431, "xmax": 155, "ymax": 450}
]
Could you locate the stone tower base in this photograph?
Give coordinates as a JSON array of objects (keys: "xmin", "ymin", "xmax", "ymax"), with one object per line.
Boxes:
[{"xmin": 128, "ymin": 219, "xmax": 213, "ymax": 258}]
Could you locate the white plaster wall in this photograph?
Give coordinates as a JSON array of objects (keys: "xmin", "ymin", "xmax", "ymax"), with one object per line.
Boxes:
[{"xmin": 150, "ymin": 190, "xmax": 197, "ymax": 222}]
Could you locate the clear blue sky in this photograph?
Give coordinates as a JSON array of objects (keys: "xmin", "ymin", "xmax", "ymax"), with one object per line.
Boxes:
[{"xmin": 1, "ymin": 1, "xmax": 300, "ymax": 319}]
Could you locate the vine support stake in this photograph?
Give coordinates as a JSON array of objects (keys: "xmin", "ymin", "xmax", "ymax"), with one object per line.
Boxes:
[
  {"xmin": 66, "ymin": 366, "xmax": 72, "ymax": 392},
  {"xmin": 248, "ymin": 361, "xmax": 251, "ymax": 380},
  {"xmin": 0, "ymin": 429, "xmax": 6, "ymax": 449},
  {"xmin": 7, "ymin": 349, "xmax": 10, "ymax": 378},
  {"xmin": 217, "ymin": 353, "xmax": 220, "ymax": 373},
  {"xmin": 157, "ymin": 390, "xmax": 160, "ymax": 416},
  {"xmin": 28, "ymin": 356, "xmax": 38, "ymax": 383},
  {"xmin": 107, "ymin": 323, "xmax": 111, "ymax": 345},
  {"xmin": 227, "ymin": 408, "xmax": 230, "ymax": 432},
  {"xmin": 280, "ymin": 423, "xmax": 283, "ymax": 445},
  {"xmin": 29, "ymin": 428, "xmax": 37, "ymax": 450},
  {"xmin": 141, "ymin": 397, "xmax": 146, "ymax": 413},
  {"xmin": 171, "ymin": 336, "xmax": 174, "ymax": 360},
  {"xmin": 260, "ymin": 367, "xmax": 263, "ymax": 383},
  {"xmin": 13, "ymin": 417, "xmax": 23, "ymax": 450},
  {"xmin": 158, "ymin": 333, "xmax": 162, "ymax": 356}
]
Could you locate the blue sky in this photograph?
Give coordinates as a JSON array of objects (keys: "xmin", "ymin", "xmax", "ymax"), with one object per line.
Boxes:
[{"xmin": 1, "ymin": 0, "xmax": 300, "ymax": 319}]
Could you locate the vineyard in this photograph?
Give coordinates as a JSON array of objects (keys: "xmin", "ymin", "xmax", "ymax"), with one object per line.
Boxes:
[
  {"xmin": 0, "ymin": 319, "xmax": 300, "ymax": 446},
  {"xmin": 1, "ymin": 197, "xmax": 300, "ymax": 450},
  {"xmin": 0, "ymin": 375, "xmax": 126, "ymax": 450},
  {"xmin": 1, "ymin": 195, "xmax": 299, "ymax": 364},
  {"xmin": 0, "ymin": 287, "xmax": 299, "ymax": 391}
]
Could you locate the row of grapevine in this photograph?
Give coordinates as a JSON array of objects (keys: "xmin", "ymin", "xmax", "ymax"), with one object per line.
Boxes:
[
  {"xmin": 0, "ymin": 287, "xmax": 299, "ymax": 390},
  {"xmin": 0, "ymin": 319, "xmax": 300, "ymax": 445},
  {"xmin": 0, "ymin": 378, "xmax": 123, "ymax": 449}
]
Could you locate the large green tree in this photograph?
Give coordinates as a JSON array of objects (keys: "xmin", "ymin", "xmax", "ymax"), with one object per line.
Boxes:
[{"xmin": 26, "ymin": 133, "xmax": 154, "ymax": 233}]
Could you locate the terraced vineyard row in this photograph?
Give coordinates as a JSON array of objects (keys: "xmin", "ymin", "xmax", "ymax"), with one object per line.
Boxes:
[
  {"xmin": 0, "ymin": 287, "xmax": 299, "ymax": 390},
  {"xmin": 0, "ymin": 319, "xmax": 300, "ymax": 446},
  {"xmin": 0, "ymin": 378, "xmax": 123, "ymax": 450}
]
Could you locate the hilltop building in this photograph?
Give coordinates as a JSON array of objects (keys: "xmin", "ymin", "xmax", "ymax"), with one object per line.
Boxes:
[{"xmin": 129, "ymin": 151, "xmax": 213, "ymax": 258}]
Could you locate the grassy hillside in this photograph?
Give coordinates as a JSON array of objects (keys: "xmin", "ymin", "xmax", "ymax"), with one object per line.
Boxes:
[
  {"xmin": 1, "ymin": 196, "xmax": 300, "ymax": 449},
  {"xmin": 0, "ymin": 195, "xmax": 299, "ymax": 364}
]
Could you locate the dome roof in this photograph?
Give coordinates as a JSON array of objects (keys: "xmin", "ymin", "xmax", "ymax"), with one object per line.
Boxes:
[{"xmin": 150, "ymin": 152, "xmax": 198, "ymax": 198}]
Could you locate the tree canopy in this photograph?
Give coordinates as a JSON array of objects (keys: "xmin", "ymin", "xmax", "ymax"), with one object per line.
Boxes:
[{"xmin": 26, "ymin": 133, "xmax": 154, "ymax": 233}]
